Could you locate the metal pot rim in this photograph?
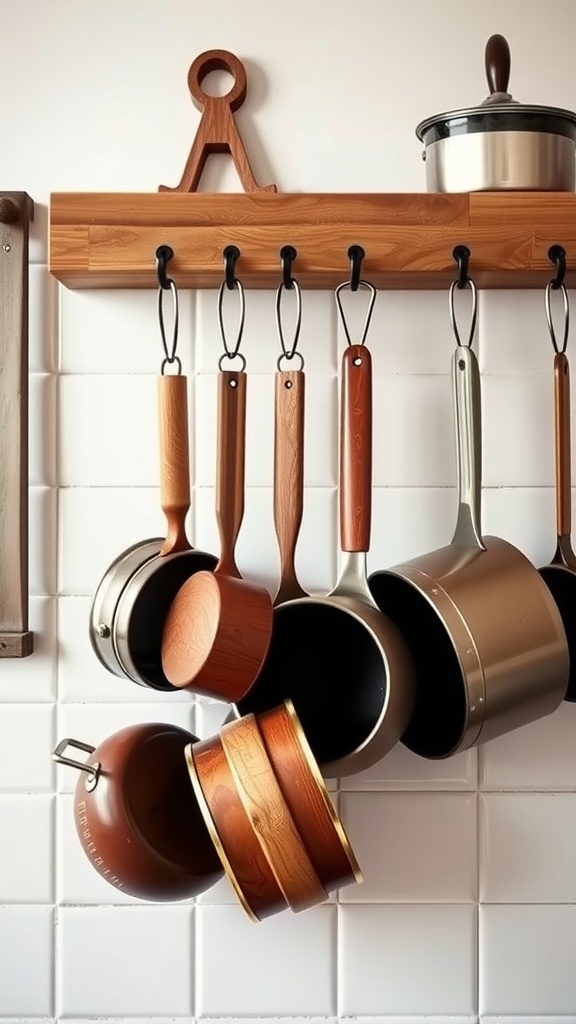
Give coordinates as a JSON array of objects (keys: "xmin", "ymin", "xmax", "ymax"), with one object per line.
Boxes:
[{"xmin": 416, "ymin": 103, "xmax": 576, "ymax": 141}]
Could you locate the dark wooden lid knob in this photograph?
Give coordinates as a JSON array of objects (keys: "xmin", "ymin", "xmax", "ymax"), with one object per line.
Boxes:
[{"xmin": 485, "ymin": 33, "xmax": 511, "ymax": 96}]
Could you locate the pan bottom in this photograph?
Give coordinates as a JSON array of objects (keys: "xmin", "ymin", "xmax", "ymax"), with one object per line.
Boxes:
[
  {"xmin": 237, "ymin": 602, "xmax": 387, "ymax": 766},
  {"xmin": 123, "ymin": 551, "xmax": 218, "ymax": 689},
  {"xmin": 539, "ymin": 564, "xmax": 576, "ymax": 701},
  {"xmin": 368, "ymin": 572, "xmax": 466, "ymax": 759}
]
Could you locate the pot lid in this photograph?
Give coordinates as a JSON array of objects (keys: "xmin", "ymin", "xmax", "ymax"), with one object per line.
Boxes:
[{"xmin": 416, "ymin": 34, "xmax": 576, "ymax": 140}]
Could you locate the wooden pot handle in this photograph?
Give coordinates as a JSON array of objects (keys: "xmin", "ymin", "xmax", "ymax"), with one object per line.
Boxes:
[
  {"xmin": 340, "ymin": 345, "xmax": 373, "ymax": 553},
  {"xmin": 158, "ymin": 374, "xmax": 191, "ymax": 556},
  {"xmin": 216, "ymin": 370, "xmax": 246, "ymax": 577},
  {"xmin": 274, "ymin": 369, "xmax": 307, "ymax": 603}
]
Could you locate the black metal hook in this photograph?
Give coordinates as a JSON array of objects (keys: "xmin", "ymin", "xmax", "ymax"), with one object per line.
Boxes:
[
  {"xmin": 548, "ymin": 244, "xmax": 567, "ymax": 290},
  {"xmin": 155, "ymin": 244, "xmax": 174, "ymax": 290},
  {"xmin": 453, "ymin": 245, "xmax": 470, "ymax": 289},
  {"xmin": 280, "ymin": 245, "xmax": 297, "ymax": 289},
  {"xmin": 223, "ymin": 245, "xmax": 240, "ymax": 290},
  {"xmin": 348, "ymin": 244, "xmax": 365, "ymax": 292}
]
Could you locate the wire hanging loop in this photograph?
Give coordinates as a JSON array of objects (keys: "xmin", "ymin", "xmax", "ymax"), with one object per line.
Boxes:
[
  {"xmin": 157, "ymin": 253, "xmax": 181, "ymax": 375},
  {"xmin": 548, "ymin": 244, "xmax": 567, "ymax": 291},
  {"xmin": 545, "ymin": 279, "xmax": 570, "ymax": 355},
  {"xmin": 335, "ymin": 278, "xmax": 376, "ymax": 347},
  {"xmin": 276, "ymin": 276, "xmax": 304, "ymax": 372},
  {"xmin": 449, "ymin": 276, "xmax": 478, "ymax": 349},
  {"xmin": 348, "ymin": 244, "xmax": 365, "ymax": 292},
  {"xmin": 218, "ymin": 249, "xmax": 246, "ymax": 372}
]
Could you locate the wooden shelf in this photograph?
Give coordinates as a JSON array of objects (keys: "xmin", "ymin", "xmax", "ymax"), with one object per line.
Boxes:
[{"xmin": 49, "ymin": 191, "xmax": 576, "ymax": 290}]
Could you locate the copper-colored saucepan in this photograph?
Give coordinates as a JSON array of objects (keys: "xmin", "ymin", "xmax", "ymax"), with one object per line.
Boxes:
[
  {"xmin": 90, "ymin": 373, "xmax": 216, "ymax": 690},
  {"xmin": 187, "ymin": 711, "xmax": 327, "ymax": 920},
  {"xmin": 161, "ymin": 364, "xmax": 273, "ymax": 701},
  {"xmin": 368, "ymin": 283, "xmax": 569, "ymax": 758},
  {"xmin": 52, "ymin": 723, "xmax": 223, "ymax": 901},
  {"xmin": 238, "ymin": 331, "xmax": 415, "ymax": 777},
  {"xmin": 187, "ymin": 701, "xmax": 360, "ymax": 920},
  {"xmin": 539, "ymin": 286, "xmax": 576, "ymax": 701}
]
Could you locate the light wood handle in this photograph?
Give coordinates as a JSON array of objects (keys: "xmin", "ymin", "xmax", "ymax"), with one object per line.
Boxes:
[
  {"xmin": 216, "ymin": 371, "xmax": 246, "ymax": 577},
  {"xmin": 274, "ymin": 370, "xmax": 307, "ymax": 604},
  {"xmin": 554, "ymin": 352, "xmax": 572, "ymax": 538},
  {"xmin": 340, "ymin": 345, "xmax": 372, "ymax": 553},
  {"xmin": 158, "ymin": 374, "xmax": 191, "ymax": 556}
]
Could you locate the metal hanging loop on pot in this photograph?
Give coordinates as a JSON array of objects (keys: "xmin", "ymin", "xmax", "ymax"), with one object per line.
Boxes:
[
  {"xmin": 52, "ymin": 738, "xmax": 100, "ymax": 791},
  {"xmin": 335, "ymin": 276, "xmax": 376, "ymax": 347},
  {"xmin": 156, "ymin": 246, "xmax": 181, "ymax": 376},
  {"xmin": 276, "ymin": 250, "xmax": 304, "ymax": 372},
  {"xmin": 218, "ymin": 247, "xmax": 246, "ymax": 372},
  {"xmin": 546, "ymin": 280, "xmax": 570, "ymax": 355},
  {"xmin": 546, "ymin": 247, "xmax": 570, "ymax": 354},
  {"xmin": 446, "ymin": 278, "xmax": 477, "ymax": 350}
]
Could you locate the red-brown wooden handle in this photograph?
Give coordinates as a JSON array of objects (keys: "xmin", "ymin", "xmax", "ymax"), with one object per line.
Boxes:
[
  {"xmin": 216, "ymin": 370, "xmax": 246, "ymax": 577},
  {"xmin": 158, "ymin": 374, "xmax": 191, "ymax": 556},
  {"xmin": 340, "ymin": 345, "xmax": 373, "ymax": 553},
  {"xmin": 554, "ymin": 352, "xmax": 572, "ymax": 538}
]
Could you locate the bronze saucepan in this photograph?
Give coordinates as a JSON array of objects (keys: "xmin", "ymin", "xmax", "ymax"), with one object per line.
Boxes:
[
  {"xmin": 368, "ymin": 279, "xmax": 569, "ymax": 759},
  {"xmin": 237, "ymin": 283, "xmax": 415, "ymax": 777},
  {"xmin": 538, "ymin": 279, "xmax": 576, "ymax": 701},
  {"xmin": 52, "ymin": 723, "xmax": 223, "ymax": 901},
  {"xmin": 187, "ymin": 710, "xmax": 328, "ymax": 920}
]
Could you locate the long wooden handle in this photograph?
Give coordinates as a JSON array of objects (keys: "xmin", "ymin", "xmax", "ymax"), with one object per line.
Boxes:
[
  {"xmin": 158, "ymin": 374, "xmax": 191, "ymax": 556},
  {"xmin": 554, "ymin": 352, "xmax": 572, "ymax": 538},
  {"xmin": 274, "ymin": 370, "xmax": 307, "ymax": 604},
  {"xmin": 340, "ymin": 345, "xmax": 372, "ymax": 553},
  {"xmin": 216, "ymin": 370, "xmax": 246, "ymax": 577}
]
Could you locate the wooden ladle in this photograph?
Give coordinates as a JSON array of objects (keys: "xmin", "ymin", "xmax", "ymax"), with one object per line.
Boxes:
[{"xmin": 161, "ymin": 366, "xmax": 273, "ymax": 701}]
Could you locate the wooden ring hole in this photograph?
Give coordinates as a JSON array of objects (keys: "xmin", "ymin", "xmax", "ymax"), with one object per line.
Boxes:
[{"xmin": 188, "ymin": 50, "xmax": 247, "ymax": 111}]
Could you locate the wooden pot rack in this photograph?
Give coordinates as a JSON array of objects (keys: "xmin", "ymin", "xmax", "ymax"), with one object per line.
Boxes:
[
  {"xmin": 48, "ymin": 49, "xmax": 576, "ymax": 293},
  {"xmin": 48, "ymin": 190, "xmax": 576, "ymax": 292}
]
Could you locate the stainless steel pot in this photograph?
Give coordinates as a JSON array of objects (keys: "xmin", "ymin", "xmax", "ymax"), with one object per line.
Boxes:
[{"xmin": 417, "ymin": 34, "xmax": 576, "ymax": 192}]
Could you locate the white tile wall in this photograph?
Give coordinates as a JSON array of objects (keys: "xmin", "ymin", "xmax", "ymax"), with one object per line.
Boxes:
[{"xmin": 3, "ymin": 1, "xmax": 576, "ymax": 1021}]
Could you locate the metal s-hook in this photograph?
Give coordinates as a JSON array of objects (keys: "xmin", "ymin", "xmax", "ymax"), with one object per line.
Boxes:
[
  {"xmin": 223, "ymin": 244, "xmax": 240, "ymax": 290},
  {"xmin": 218, "ymin": 253, "xmax": 246, "ymax": 371},
  {"xmin": 156, "ymin": 245, "xmax": 180, "ymax": 374},
  {"xmin": 453, "ymin": 245, "xmax": 471, "ymax": 290},
  {"xmin": 280, "ymin": 245, "xmax": 297, "ymax": 290},
  {"xmin": 348, "ymin": 245, "xmax": 365, "ymax": 292},
  {"xmin": 546, "ymin": 246, "xmax": 569, "ymax": 354},
  {"xmin": 548, "ymin": 244, "xmax": 567, "ymax": 290},
  {"xmin": 155, "ymin": 244, "xmax": 174, "ymax": 290}
]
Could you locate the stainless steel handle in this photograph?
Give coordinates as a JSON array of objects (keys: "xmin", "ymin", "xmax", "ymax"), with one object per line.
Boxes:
[{"xmin": 451, "ymin": 345, "xmax": 486, "ymax": 550}]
